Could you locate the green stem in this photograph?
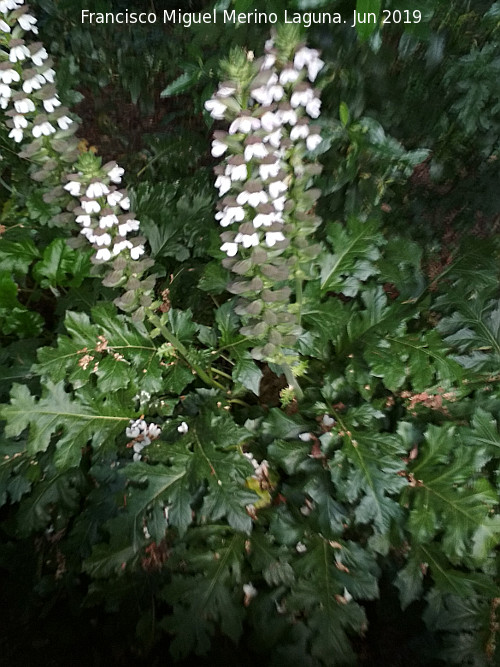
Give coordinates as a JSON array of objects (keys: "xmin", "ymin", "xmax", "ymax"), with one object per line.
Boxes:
[
  {"xmin": 0, "ymin": 174, "xmax": 13, "ymax": 193},
  {"xmin": 282, "ymin": 362, "xmax": 304, "ymax": 401},
  {"xmin": 211, "ymin": 367, "xmax": 233, "ymax": 381},
  {"xmin": 148, "ymin": 313, "xmax": 225, "ymax": 391},
  {"xmin": 295, "ymin": 271, "xmax": 303, "ymax": 327}
]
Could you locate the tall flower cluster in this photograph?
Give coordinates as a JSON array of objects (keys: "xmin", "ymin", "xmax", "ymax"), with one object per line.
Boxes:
[
  {"xmin": 205, "ymin": 28, "xmax": 324, "ymax": 364},
  {"xmin": 61, "ymin": 155, "xmax": 146, "ymax": 264},
  {"xmin": 0, "ymin": 1, "xmax": 76, "ymax": 169},
  {"xmin": 1, "ymin": 1, "xmax": 154, "ymax": 319}
]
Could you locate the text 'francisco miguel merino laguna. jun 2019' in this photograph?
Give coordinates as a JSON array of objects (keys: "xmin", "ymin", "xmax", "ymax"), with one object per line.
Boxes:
[{"xmin": 80, "ymin": 8, "xmax": 423, "ymax": 28}]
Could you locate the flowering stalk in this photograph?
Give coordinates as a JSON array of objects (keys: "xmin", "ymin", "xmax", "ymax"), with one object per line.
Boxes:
[
  {"xmin": 0, "ymin": 0, "xmax": 155, "ymax": 320},
  {"xmin": 205, "ymin": 26, "xmax": 324, "ymax": 388}
]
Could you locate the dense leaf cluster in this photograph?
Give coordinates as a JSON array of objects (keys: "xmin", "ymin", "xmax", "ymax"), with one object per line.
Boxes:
[{"xmin": 0, "ymin": 1, "xmax": 499, "ymax": 665}]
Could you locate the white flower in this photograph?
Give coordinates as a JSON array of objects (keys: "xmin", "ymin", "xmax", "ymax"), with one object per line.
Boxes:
[
  {"xmin": 98, "ymin": 214, "xmax": 118, "ymax": 228},
  {"xmin": 217, "ymin": 84, "xmax": 236, "ymax": 97},
  {"xmin": 14, "ymin": 97, "xmax": 35, "ymax": 113},
  {"xmin": 133, "ymin": 438, "xmax": 150, "ymax": 452},
  {"xmin": 41, "ymin": 68, "xmax": 55, "ymax": 83},
  {"xmin": 0, "ymin": 68, "xmax": 20, "ymax": 84},
  {"xmin": 280, "ymin": 68, "xmax": 299, "ymax": 85},
  {"xmin": 235, "ymin": 232, "xmax": 259, "ymax": 248},
  {"xmin": 22, "ymin": 74, "xmax": 43, "ymax": 93},
  {"xmin": 108, "ymin": 165, "xmax": 124, "ymax": 183},
  {"xmin": 306, "ymin": 97, "xmax": 321, "ymax": 119},
  {"xmin": 9, "ymin": 44, "xmax": 30, "ymax": 63},
  {"xmin": 291, "ymin": 88, "xmax": 314, "ymax": 109},
  {"xmin": 259, "ymin": 161, "xmax": 280, "ymax": 180},
  {"xmin": 86, "ymin": 182, "xmax": 109, "ymax": 199},
  {"xmin": 0, "ymin": 0, "xmax": 22, "ymax": 12},
  {"xmin": 0, "ymin": 83, "xmax": 11, "ymax": 100},
  {"xmin": 107, "ymin": 191, "xmax": 123, "ymax": 207},
  {"xmin": 253, "ymin": 212, "xmax": 280, "ymax": 228},
  {"xmin": 95, "ymin": 248, "xmax": 111, "ymax": 261},
  {"xmin": 322, "ymin": 415, "xmax": 335, "ymax": 427},
  {"xmin": 243, "ymin": 583, "xmax": 258, "ymax": 601},
  {"xmin": 31, "ymin": 46, "xmax": 48, "ymax": 67},
  {"xmin": 112, "ymin": 240, "xmax": 132, "ymax": 255},
  {"xmin": 205, "ymin": 98, "xmax": 226, "ymax": 119},
  {"xmin": 177, "ymin": 421, "xmax": 189, "ymax": 434},
  {"xmin": 0, "ymin": 19, "xmax": 10, "ymax": 32},
  {"xmin": 306, "ymin": 133, "xmax": 322, "ymax": 151},
  {"xmin": 0, "ymin": 97, "xmax": 9, "ymax": 109},
  {"xmin": 236, "ymin": 190, "xmax": 268, "ymax": 207},
  {"xmin": 261, "ymin": 53, "xmax": 276, "ymax": 70},
  {"xmin": 260, "ymin": 111, "xmax": 282, "ymax": 133},
  {"xmin": 43, "ymin": 96, "xmax": 61, "ymax": 113},
  {"xmin": 57, "ymin": 115, "xmax": 73, "ymax": 130},
  {"xmin": 80, "ymin": 228, "xmax": 96, "ymax": 241},
  {"xmin": 216, "ymin": 205, "xmax": 245, "ymax": 227},
  {"xmin": 268, "ymin": 180, "xmax": 287, "ymax": 199},
  {"xmin": 12, "ymin": 114, "xmax": 28, "ymax": 129},
  {"xmin": 118, "ymin": 196, "xmax": 130, "ymax": 210},
  {"xmin": 227, "ymin": 163, "xmax": 247, "ymax": 181},
  {"xmin": 296, "ymin": 542, "xmax": 307, "ymax": 553},
  {"xmin": 299, "ymin": 432, "xmax": 312, "ymax": 442},
  {"xmin": 133, "ymin": 452, "xmax": 142, "ymax": 462},
  {"xmin": 265, "ymin": 231, "xmax": 285, "ymax": 247},
  {"xmin": 244, "ymin": 142, "xmax": 267, "ymax": 162},
  {"xmin": 215, "ymin": 175, "xmax": 231, "ymax": 196},
  {"xmin": 18, "ymin": 14, "xmax": 38, "ymax": 33},
  {"xmin": 294, "ymin": 47, "xmax": 324, "ymax": 82},
  {"xmin": 148, "ymin": 423, "xmax": 162, "ymax": 439},
  {"xmin": 118, "ymin": 218, "xmax": 140, "ymax": 236},
  {"xmin": 130, "ymin": 245, "xmax": 145, "ymax": 260},
  {"xmin": 263, "ymin": 129, "xmax": 282, "ymax": 148},
  {"xmin": 251, "ymin": 76, "xmax": 284, "ymax": 105},
  {"xmin": 81, "ymin": 199, "xmax": 101, "ymax": 214},
  {"xmin": 8, "ymin": 127, "xmax": 23, "ymax": 142},
  {"xmin": 75, "ymin": 214, "xmax": 91, "ymax": 226},
  {"xmin": 211, "ymin": 139, "xmax": 227, "ymax": 157},
  {"xmin": 229, "ymin": 115, "xmax": 260, "ymax": 134},
  {"xmin": 290, "ymin": 124, "xmax": 309, "ymax": 141},
  {"xmin": 272, "ymin": 196, "xmax": 286, "ymax": 212},
  {"xmin": 343, "ymin": 588, "xmax": 353, "ymax": 603},
  {"xmin": 275, "ymin": 108, "xmax": 297, "ymax": 126},
  {"xmin": 94, "ymin": 233, "xmax": 112, "ymax": 247},
  {"xmin": 64, "ymin": 181, "xmax": 81, "ymax": 196},
  {"xmin": 220, "ymin": 241, "xmax": 238, "ymax": 257},
  {"xmin": 32, "ymin": 121, "xmax": 56, "ymax": 138}
]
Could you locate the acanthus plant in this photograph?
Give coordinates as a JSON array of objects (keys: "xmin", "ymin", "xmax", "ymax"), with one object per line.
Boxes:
[
  {"xmin": 0, "ymin": 3, "xmax": 499, "ymax": 666},
  {"xmin": 205, "ymin": 27, "xmax": 324, "ymax": 395},
  {"xmin": 0, "ymin": 0, "xmax": 155, "ymax": 319}
]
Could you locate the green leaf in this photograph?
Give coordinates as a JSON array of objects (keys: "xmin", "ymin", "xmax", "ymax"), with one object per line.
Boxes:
[
  {"xmin": 472, "ymin": 515, "xmax": 500, "ymax": 562},
  {"xmin": 233, "ymin": 353, "xmax": 263, "ymax": 395},
  {"xmin": 17, "ymin": 468, "xmax": 85, "ymax": 536},
  {"xmin": 32, "ymin": 238, "xmax": 92, "ymax": 288},
  {"xmin": 202, "ymin": 482, "xmax": 257, "ymax": 534},
  {"xmin": 161, "ymin": 534, "xmax": 246, "ymax": 658},
  {"xmin": 83, "ymin": 519, "xmax": 138, "ymax": 578},
  {"xmin": 125, "ymin": 461, "xmax": 191, "ymax": 537},
  {"xmin": 320, "ymin": 217, "xmax": 383, "ymax": 295},
  {"xmin": 355, "ymin": 0, "xmax": 381, "ymax": 41},
  {"xmin": 1, "ymin": 382, "xmax": 131, "ymax": 469},
  {"xmin": 339, "ymin": 101, "xmax": 350, "ymax": 127},
  {"xmin": 330, "ymin": 431, "xmax": 406, "ymax": 534},
  {"xmin": 0, "ymin": 239, "xmax": 40, "ymax": 273},
  {"xmin": 161, "ymin": 69, "xmax": 200, "ymax": 98},
  {"xmin": 406, "ymin": 425, "xmax": 498, "ymax": 562},
  {"xmin": 395, "ymin": 558, "xmax": 424, "ymax": 610},
  {"xmin": 0, "ymin": 271, "xmax": 18, "ymax": 308}
]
